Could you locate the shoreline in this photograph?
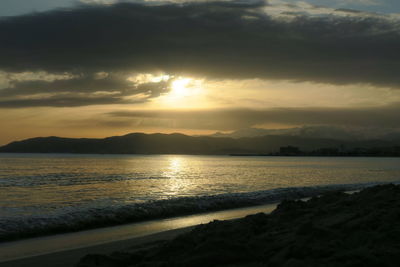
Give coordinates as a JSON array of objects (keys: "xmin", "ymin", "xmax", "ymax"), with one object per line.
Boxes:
[
  {"xmin": 76, "ymin": 184, "xmax": 400, "ymax": 266},
  {"xmin": 0, "ymin": 227, "xmax": 194, "ymax": 267},
  {"xmin": 0, "ymin": 186, "xmax": 390, "ymax": 266},
  {"xmin": 0, "ymin": 203, "xmax": 278, "ymax": 265},
  {"xmin": 2, "ymin": 182, "xmax": 370, "ymax": 242}
]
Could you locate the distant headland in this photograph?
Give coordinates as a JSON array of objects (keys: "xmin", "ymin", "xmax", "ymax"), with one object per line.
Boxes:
[{"xmin": 1, "ymin": 132, "xmax": 399, "ymax": 156}]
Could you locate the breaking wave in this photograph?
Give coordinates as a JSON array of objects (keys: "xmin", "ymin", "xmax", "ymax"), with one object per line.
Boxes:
[{"xmin": 0, "ymin": 182, "xmax": 393, "ymax": 242}]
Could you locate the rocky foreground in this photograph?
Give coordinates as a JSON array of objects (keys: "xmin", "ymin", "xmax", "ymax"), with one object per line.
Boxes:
[{"xmin": 77, "ymin": 184, "xmax": 400, "ymax": 267}]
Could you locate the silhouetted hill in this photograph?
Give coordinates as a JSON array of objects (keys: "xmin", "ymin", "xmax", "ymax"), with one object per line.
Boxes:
[{"xmin": 0, "ymin": 133, "xmax": 399, "ymax": 155}]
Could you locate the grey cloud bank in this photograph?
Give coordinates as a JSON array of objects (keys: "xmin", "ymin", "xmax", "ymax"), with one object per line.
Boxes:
[
  {"xmin": 107, "ymin": 103, "xmax": 400, "ymax": 130},
  {"xmin": 0, "ymin": 1, "xmax": 400, "ymax": 108}
]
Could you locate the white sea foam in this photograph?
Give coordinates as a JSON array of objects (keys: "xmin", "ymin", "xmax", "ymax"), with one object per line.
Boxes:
[{"xmin": 0, "ymin": 182, "xmax": 390, "ymax": 241}]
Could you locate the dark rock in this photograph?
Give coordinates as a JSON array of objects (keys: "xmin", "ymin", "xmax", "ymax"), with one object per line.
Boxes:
[{"xmin": 76, "ymin": 184, "xmax": 400, "ymax": 267}]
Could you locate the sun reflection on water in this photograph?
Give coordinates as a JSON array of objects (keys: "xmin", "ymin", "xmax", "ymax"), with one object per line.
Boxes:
[
  {"xmin": 162, "ymin": 156, "xmax": 190, "ymax": 197},
  {"xmin": 168, "ymin": 157, "xmax": 182, "ymax": 175}
]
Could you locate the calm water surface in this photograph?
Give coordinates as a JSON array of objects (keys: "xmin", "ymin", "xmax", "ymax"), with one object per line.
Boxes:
[
  {"xmin": 1, "ymin": 154, "xmax": 400, "ymax": 216},
  {"xmin": 1, "ymin": 154, "xmax": 400, "ymax": 239}
]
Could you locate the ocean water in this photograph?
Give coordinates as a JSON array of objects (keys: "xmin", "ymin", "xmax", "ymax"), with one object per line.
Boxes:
[{"xmin": 1, "ymin": 153, "xmax": 400, "ymax": 241}]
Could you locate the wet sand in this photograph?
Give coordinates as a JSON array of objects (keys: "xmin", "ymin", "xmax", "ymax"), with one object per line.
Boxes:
[
  {"xmin": 75, "ymin": 184, "xmax": 400, "ymax": 267},
  {"xmin": 0, "ymin": 203, "xmax": 278, "ymax": 267},
  {"xmin": 0, "ymin": 227, "xmax": 193, "ymax": 267}
]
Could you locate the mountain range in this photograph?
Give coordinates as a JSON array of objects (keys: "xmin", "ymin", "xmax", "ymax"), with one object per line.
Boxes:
[{"xmin": 1, "ymin": 131, "xmax": 399, "ymax": 155}]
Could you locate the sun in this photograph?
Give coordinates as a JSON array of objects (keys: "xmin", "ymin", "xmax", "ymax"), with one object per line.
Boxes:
[
  {"xmin": 170, "ymin": 78, "xmax": 192, "ymax": 97},
  {"xmin": 150, "ymin": 76, "xmax": 205, "ymax": 108}
]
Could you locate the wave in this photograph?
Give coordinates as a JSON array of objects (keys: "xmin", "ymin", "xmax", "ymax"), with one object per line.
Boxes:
[{"xmin": 0, "ymin": 181, "xmax": 392, "ymax": 242}]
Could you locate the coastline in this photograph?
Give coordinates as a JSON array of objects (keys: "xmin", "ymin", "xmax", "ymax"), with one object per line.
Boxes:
[
  {"xmin": 1, "ymin": 185, "xmax": 397, "ymax": 266},
  {"xmin": 0, "ymin": 203, "xmax": 278, "ymax": 265},
  {"xmin": 2, "ymin": 182, "xmax": 370, "ymax": 242},
  {"xmin": 0, "ymin": 227, "xmax": 194, "ymax": 267},
  {"xmin": 77, "ymin": 184, "xmax": 400, "ymax": 266}
]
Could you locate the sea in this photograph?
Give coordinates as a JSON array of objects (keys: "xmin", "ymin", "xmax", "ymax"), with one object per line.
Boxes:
[{"xmin": 1, "ymin": 153, "xmax": 400, "ymax": 241}]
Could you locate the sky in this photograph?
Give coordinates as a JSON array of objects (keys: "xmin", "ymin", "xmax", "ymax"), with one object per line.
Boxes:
[{"xmin": 0, "ymin": 0, "xmax": 400, "ymax": 144}]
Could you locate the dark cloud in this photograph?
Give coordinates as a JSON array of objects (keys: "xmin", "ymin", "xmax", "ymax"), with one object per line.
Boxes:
[
  {"xmin": 334, "ymin": 8, "xmax": 364, "ymax": 14},
  {"xmin": 0, "ymin": 73, "xmax": 170, "ymax": 107},
  {"xmin": 0, "ymin": 0, "xmax": 399, "ymax": 90},
  {"xmin": 108, "ymin": 103, "xmax": 400, "ymax": 130},
  {"xmin": 305, "ymin": 0, "xmax": 400, "ymax": 14},
  {"xmin": 0, "ymin": 95, "xmax": 134, "ymax": 107}
]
